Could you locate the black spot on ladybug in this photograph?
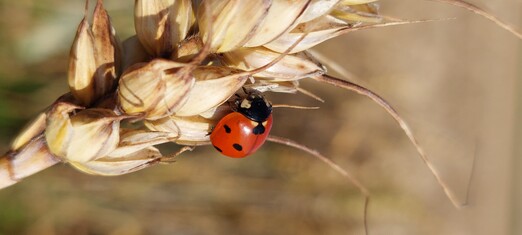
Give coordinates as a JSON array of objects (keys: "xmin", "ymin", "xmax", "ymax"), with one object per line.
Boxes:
[
  {"xmin": 252, "ymin": 123, "xmax": 265, "ymax": 135},
  {"xmin": 233, "ymin": 143, "xmax": 243, "ymax": 151},
  {"xmin": 224, "ymin": 124, "xmax": 231, "ymax": 133},
  {"xmin": 213, "ymin": 145, "xmax": 222, "ymax": 153}
]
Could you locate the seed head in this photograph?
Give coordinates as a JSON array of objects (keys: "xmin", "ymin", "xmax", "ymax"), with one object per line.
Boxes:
[{"xmin": 3, "ymin": 0, "xmax": 403, "ymax": 182}]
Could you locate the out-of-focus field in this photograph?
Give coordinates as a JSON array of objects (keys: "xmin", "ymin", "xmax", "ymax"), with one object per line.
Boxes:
[{"xmin": 0, "ymin": 1, "xmax": 520, "ymax": 234}]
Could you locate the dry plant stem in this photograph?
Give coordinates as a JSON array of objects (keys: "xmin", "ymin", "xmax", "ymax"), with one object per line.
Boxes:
[
  {"xmin": 314, "ymin": 74, "xmax": 463, "ymax": 209},
  {"xmin": 0, "ymin": 135, "xmax": 61, "ymax": 189},
  {"xmin": 267, "ymin": 135, "xmax": 370, "ymax": 234},
  {"xmin": 430, "ymin": 0, "xmax": 522, "ymax": 39}
]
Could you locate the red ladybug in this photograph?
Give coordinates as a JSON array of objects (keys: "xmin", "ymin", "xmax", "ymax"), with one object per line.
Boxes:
[{"xmin": 210, "ymin": 89, "xmax": 273, "ymax": 158}]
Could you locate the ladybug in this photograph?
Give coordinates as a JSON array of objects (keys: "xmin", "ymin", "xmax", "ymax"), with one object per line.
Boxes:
[{"xmin": 210, "ymin": 89, "xmax": 273, "ymax": 158}]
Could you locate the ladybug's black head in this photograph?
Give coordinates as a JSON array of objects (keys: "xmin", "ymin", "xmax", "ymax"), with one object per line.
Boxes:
[{"xmin": 234, "ymin": 89, "xmax": 272, "ymax": 122}]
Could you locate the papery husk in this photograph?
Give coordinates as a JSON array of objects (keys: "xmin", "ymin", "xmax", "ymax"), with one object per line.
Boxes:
[
  {"xmin": 66, "ymin": 109, "xmax": 123, "ymax": 163},
  {"xmin": 92, "ymin": 0, "xmax": 122, "ymax": 100},
  {"xmin": 264, "ymin": 15, "xmax": 350, "ymax": 53},
  {"xmin": 244, "ymin": 0, "xmax": 311, "ymax": 47},
  {"xmin": 68, "ymin": 17, "xmax": 97, "ymax": 106},
  {"xmin": 299, "ymin": 0, "xmax": 340, "ymax": 23},
  {"xmin": 198, "ymin": 0, "xmax": 271, "ymax": 53},
  {"xmin": 174, "ymin": 35, "xmax": 205, "ymax": 62},
  {"xmin": 45, "ymin": 102, "xmax": 123, "ymax": 163},
  {"xmin": 134, "ymin": 0, "xmax": 195, "ymax": 57},
  {"xmin": 223, "ymin": 47, "xmax": 325, "ymax": 80},
  {"xmin": 145, "ymin": 116, "xmax": 213, "ymax": 144},
  {"xmin": 174, "ymin": 66, "xmax": 249, "ymax": 116},
  {"xmin": 10, "ymin": 113, "xmax": 47, "ymax": 151},
  {"xmin": 68, "ymin": 129, "xmax": 177, "ymax": 176},
  {"xmin": 118, "ymin": 59, "xmax": 195, "ymax": 120},
  {"xmin": 331, "ymin": 2, "xmax": 381, "ymax": 23},
  {"xmin": 68, "ymin": 0, "xmax": 121, "ymax": 106},
  {"xmin": 44, "ymin": 102, "xmax": 82, "ymax": 158},
  {"xmin": 69, "ymin": 147, "xmax": 162, "ymax": 176},
  {"xmin": 145, "ymin": 103, "xmax": 230, "ymax": 145},
  {"xmin": 108, "ymin": 129, "xmax": 177, "ymax": 157},
  {"xmin": 13, "ymin": 93, "xmax": 82, "ymax": 151}
]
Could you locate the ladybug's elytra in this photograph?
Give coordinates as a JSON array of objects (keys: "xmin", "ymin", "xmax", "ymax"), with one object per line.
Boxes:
[{"xmin": 210, "ymin": 89, "xmax": 273, "ymax": 158}]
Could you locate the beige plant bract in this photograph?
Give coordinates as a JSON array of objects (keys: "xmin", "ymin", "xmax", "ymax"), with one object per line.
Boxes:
[
  {"xmin": 10, "ymin": 113, "xmax": 47, "ymax": 151},
  {"xmin": 243, "ymin": 0, "xmax": 311, "ymax": 47},
  {"xmin": 69, "ymin": 129, "xmax": 177, "ymax": 176},
  {"xmin": 134, "ymin": 0, "xmax": 195, "ymax": 57},
  {"xmin": 174, "ymin": 66, "xmax": 249, "ymax": 116},
  {"xmin": 118, "ymin": 59, "xmax": 195, "ymax": 120},
  {"xmin": 331, "ymin": 2, "xmax": 381, "ymax": 23},
  {"xmin": 68, "ymin": 0, "xmax": 121, "ymax": 106},
  {"xmin": 223, "ymin": 47, "xmax": 325, "ymax": 80},
  {"xmin": 69, "ymin": 147, "xmax": 162, "ymax": 176},
  {"xmin": 44, "ymin": 102, "xmax": 83, "ymax": 159},
  {"xmin": 68, "ymin": 17, "xmax": 97, "ymax": 106},
  {"xmin": 264, "ymin": 15, "xmax": 353, "ymax": 53},
  {"xmin": 145, "ymin": 104, "xmax": 231, "ymax": 145},
  {"xmin": 299, "ymin": 0, "xmax": 341, "ymax": 23},
  {"xmin": 198, "ymin": 0, "xmax": 272, "ymax": 53},
  {"xmin": 45, "ymin": 102, "xmax": 123, "ymax": 163}
]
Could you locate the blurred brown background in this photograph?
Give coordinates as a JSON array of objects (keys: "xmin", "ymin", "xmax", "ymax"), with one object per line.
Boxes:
[{"xmin": 0, "ymin": 0, "xmax": 520, "ymax": 234}]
